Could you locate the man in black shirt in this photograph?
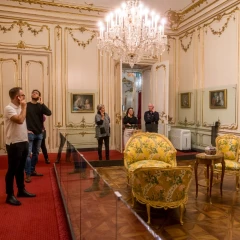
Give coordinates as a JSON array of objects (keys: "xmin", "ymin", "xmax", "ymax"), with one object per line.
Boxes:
[
  {"xmin": 144, "ymin": 103, "xmax": 159, "ymax": 133},
  {"xmin": 25, "ymin": 90, "xmax": 51, "ymax": 183}
]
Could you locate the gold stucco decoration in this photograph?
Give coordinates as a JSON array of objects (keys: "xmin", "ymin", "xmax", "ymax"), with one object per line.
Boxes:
[
  {"xmin": 66, "ymin": 27, "xmax": 97, "ymax": 48},
  {"xmin": 66, "ymin": 117, "xmax": 95, "ymax": 128},
  {"xmin": 203, "ymin": 7, "xmax": 238, "ymax": 37},
  {"xmin": 178, "ymin": 117, "xmax": 195, "ymax": 126},
  {"xmin": 9, "ymin": 0, "xmax": 107, "ymax": 13},
  {"xmin": 179, "ymin": 30, "xmax": 195, "ymax": 52},
  {"xmin": 0, "ymin": 20, "xmax": 49, "ymax": 37}
]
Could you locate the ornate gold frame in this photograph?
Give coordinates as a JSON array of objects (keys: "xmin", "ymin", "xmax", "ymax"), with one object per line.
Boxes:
[
  {"xmin": 71, "ymin": 93, "xmax": 95, "ymax": 113},
  {"xmin": 180, "ymin": 92, "xmax": 191, "ymax": 108},
  {"xmin": 209, "ymin": 89, "xmax": 227, "ymax": 109}
]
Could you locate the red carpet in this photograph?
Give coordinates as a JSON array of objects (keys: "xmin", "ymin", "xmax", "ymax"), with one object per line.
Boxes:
[
  {"xmin": 0, "ymin": 154, "xmax": 71, "ymax": 240},
  {"xmin": 79, "ymin": 150, "xmax": 197, "ymax": 161},
  {"xmin": 80, "ymin": 150, "xmax": 123, "ymax": 161}
]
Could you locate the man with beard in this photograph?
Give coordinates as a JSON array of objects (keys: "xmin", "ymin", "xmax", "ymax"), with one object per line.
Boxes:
[
  {"xmin": 4, "ymin": 87, "xmax": 36, "ymax": 205},
  {"xmin": 25, "ymin": 90, "xmax": 51, "ymax": 183}
]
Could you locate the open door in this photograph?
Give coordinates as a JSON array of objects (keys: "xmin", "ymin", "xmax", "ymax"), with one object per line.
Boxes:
[
  {"xmin": 114, "ymin": 61, "xmax": 123, "ymax": 152},
  {"xmin": 151, "ymin": 60, "xmax": 169, "ymax": 137}
]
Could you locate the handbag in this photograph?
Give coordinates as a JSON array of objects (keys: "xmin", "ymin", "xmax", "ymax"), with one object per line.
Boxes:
[{"xmin": 100, "ymin": 127, "xmax": 106, "ymax": 134}]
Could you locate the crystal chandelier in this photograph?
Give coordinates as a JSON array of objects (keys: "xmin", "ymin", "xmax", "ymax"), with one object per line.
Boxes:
[{"xmin": 97, "ymin": 0, "xmax": 167, "ymax": 68}]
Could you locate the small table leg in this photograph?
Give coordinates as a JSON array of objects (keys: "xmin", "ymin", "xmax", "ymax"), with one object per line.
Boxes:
[
  {"xmin": 194, "ymin": 161, "xmax": 199, "ymax": 198},
  {"xmin": 209, "ymin": 163, "xmax": 214, "ymax": 204},
  {"xmin": 220, "ymin": 158, "xmax": 225, "ymax": 196},
  {"xmin": 206, "ymin": 165, "xmax": 210, "ymax": 194}
]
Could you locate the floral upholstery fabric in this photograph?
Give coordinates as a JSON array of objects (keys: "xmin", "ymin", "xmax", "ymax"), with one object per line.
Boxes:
[
  {"xmin": 215, "ymin": 160, "xmax": 240, "ymax": 171},
  {"xmin": 215, "ymin": 135, "xmax": 240, "ymax": 171},
  {"xmin": 132, "ymin": 167, "xmax": 193, "ymax": 205},
  {"xmin": 124, "ymin": 132, "xmax": 177, "ymax": 174},
  {"xmin": 128, "ymin": 160, "xmax": 172, "ymax": 174},
  {"xmin": 214, "ymin": 135, "xmax": 240, "ymax": 190},
  {"xmin": 216, "ymin": 137, "xmax": 239, "ymax": 161}
]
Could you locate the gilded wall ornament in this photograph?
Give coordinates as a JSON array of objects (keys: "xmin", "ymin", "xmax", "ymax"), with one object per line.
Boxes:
[
  {"xmin": 166, "ymin": 36, "xmax": 176, "ymax": 54},
  {"xmin": 165, "ymin": 0, "xmax": 210, "ymax": 30},
  {"xmin": 179, "ymin": 30, "xmax": 195, "ymax": 52},
  {"xmin": 13, "ymin": 40, "xmax": 50, "ymax": 50},
  {"xmin": 178, "ymin": 117, "xmax": 195, "ymax": 126},
  {"xmin": 159, "ymin": 111, "xmax": 174, "ymax": 124},
  {"xmin": 66, "ymin": 117, "xmax": 95, "ymax": 128},
  {"xmin": 115, "ymin": 113, "xmax": 121, "ymax": 124},
  {"xmin": 166, "ymin": 10, "xmax": 183, "ymax": 31},
  {"xmin": 9, "ymin": 0, "xmax": 107, "ymax": 13},
  {"xmin": 0, "ymin": 20, "xmax": 49, "ymax": 37},
  {"xmin": 203, "ymin": 7, "xmax": 238, "ymax": 37},
  {"xmin": 55, "ymin": 25, "xmax": 61, "ymax": 41},
  {"xmin": 66, "ymin": 27, "xmax": 97, "ymax": 48}
]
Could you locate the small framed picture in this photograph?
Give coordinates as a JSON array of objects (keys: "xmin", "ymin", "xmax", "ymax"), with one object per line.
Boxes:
[
  {"xmin": 180, "ymin": 92, "xmax": 191, "ymax": 108},
  {"xmin": 209, "ymin": 89, "xmax": 227, "ymax": 109},
  {"xmin": 71, "ymin": 93, "xmax": 94, "ymax": 113}
]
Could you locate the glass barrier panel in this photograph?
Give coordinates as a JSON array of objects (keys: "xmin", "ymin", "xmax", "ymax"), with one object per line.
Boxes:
[{"xmin": 54, "ymin": 125, "xmax": 179, "ymax": 239}]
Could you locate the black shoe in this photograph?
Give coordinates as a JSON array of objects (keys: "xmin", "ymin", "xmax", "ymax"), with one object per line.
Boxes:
[
  {"xmin": 6, "ymin": 195, "xmax": 21, "ymax": 206},
  {"xmin": 31, "ymin": 171, "xmax": 43, "ymax": 176},
  {"xmin": 17, "ymin": 189, "xmax": 36, "ymax": 198},
  {"xmin": 45, "ymin": 159, "xmax": 50, "ymax": 164}
]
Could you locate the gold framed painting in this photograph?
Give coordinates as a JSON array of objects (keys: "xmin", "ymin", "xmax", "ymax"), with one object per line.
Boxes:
[
  {"xmin": 71, "ymin": 93, "xmax": 95, "ymax": 113},
  {"xmin": 180, "ymin": 92, "xmax": 191, "ymax": 108},
  {"xmin": 209, "ymin": 89, "xmax": 227, "ymax": 109}
]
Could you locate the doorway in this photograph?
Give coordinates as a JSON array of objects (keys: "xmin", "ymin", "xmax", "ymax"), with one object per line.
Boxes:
[{"xmin": 122, "ymin": 60, "xmax": 170, "ymax": 137}]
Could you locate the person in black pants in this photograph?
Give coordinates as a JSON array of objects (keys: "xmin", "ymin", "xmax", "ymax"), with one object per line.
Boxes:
[
  {"xmin": 123, "ymin": 107, "xmax": 138, "ymax": 148},
  {"xmin": 95, "ymin": 104, "xmax": 110, "ymax": 160},
  {"xmin": 41, "ymin": 115, "xmax": 50, "ymax": 164},
  {"xmin": 144, "ymin": 103, "xmax": 159, "ymax": 133},
  {"xmin": 4, "ymin": 87, "xmax": 36, "ymax": 206}
]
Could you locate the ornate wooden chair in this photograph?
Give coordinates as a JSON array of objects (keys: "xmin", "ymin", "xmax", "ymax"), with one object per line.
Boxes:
[
  {"xmin": 124, "ymin": 132, "xmax": 177, "ymax": 184},
  {"xmin": 214, "ymin": 134, "xmax": 240, "ymax": 191},
  {"xmin": 131, "ymin": 166, "xmax": 193, "ymax": 225}
]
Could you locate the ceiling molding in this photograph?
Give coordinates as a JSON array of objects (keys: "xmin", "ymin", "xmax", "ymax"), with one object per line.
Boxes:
[
  {"xmin": 8, "ymin": 0, "xmax": 108, "ymax": 13},
  {"xmin": 166, "ymin": 0, "xmax": 220, "ymax": 31}
]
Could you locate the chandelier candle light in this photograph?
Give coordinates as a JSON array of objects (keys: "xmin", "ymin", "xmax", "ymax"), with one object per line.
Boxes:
[{"xmin": 97, "ymin": 0, "xmax": 167, "ymax": 68}]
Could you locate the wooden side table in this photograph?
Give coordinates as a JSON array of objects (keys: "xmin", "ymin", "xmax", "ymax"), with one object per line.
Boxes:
[{"xmin": 195, "ymin": 153, "xmax": 225, "ymax": 203}]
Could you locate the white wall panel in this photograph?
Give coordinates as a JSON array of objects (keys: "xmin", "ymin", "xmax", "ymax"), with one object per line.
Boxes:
[
  {"xmin": 178, "ymin": 32, "xmax": 196, "ymax": 91},
  {"xmin": 204, "ymin": 15, "xmax": 238, "ymax": 88}
]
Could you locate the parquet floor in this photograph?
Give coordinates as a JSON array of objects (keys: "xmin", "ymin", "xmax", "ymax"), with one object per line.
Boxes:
[{"xmin": 56, "ymin": 160, "xmax": 240, "ymax": 240}]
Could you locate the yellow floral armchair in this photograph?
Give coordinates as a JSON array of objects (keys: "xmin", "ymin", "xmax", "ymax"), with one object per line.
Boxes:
[
  {"xmin": 124, "ymin": 132, "xmax": 177, "ymax": 183},
  {"xmin": 131, "ymin": 166, "xmax": 193, "ymax": 225},
  {"xmin": 214, "ymin": 134, "xmax": 240, "ymax": 190}
]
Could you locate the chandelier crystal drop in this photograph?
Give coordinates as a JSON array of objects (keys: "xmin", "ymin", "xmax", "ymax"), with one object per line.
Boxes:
[{"xmin": 97, "ymin": 0, "xmax": 167, "ymax": 68}]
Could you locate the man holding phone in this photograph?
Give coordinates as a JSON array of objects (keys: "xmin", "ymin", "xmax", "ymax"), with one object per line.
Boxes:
[
  {"xmin": 4, "ymin": 87, "xmax": 36, "ymax": 205},
  {"xmin": 24, "ymin": 89, "xmax": 51, "ymax": 183},
  {"xmin": 144, "ymin": 103, "xmax": 159, "ymax": 133}
]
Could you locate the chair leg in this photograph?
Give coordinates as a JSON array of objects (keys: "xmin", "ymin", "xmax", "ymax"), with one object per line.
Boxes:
[
  {"xmin": 146, "ymin": 204, "xmax": 151, "ymax": 224},
  {"xmin": 236, "ymin": 176, "xmax": 239, "ymax": 191},
  {"xmin": 179, "ymin": 204, "xmax": 184, "ymax": 226}
]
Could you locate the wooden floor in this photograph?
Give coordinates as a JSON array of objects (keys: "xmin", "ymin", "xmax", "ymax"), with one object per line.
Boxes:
[{"xmin": 55, "ymin": 159, "xmax": 240, "ymax": 240}]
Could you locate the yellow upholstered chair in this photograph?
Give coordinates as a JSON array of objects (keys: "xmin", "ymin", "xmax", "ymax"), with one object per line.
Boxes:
[
  {"xmin": 131, "ymin": 166, "xmax": 193, "ymax": 225},
  {"xmin": 124, "ymin": 132, "xmax": 177, "ymax": 183},
  {"xmin": 214, "ymin": 134, "xmax": 240, "ymax": 190}
]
